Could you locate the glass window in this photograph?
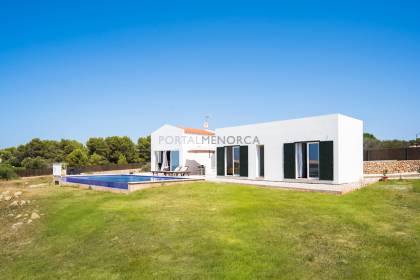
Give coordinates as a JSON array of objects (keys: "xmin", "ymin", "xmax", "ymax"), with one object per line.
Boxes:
[
  {"xmin": 226, "ymin": 146, "xmax": 233, "ymax": 175},
  {"xmin": 225, "ymin": 146, "xmax": 240, "ymax": 176},
  {"xmin": 308, "ymin": 143, "xmax": 319, "ymax": 178},
  {"xmin": 170, "ymin": 150, "xmax": 179, "ymax": 171},
  {"xmin": 233, "ymin": 146, "xmax": 240, "ymax": 176}
]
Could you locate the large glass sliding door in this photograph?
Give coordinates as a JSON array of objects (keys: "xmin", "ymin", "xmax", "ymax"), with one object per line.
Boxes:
[
  {"xmin": 225, "ymin": 146, "xmax": 240, "ymax": 176},
  {"xmin": 233, "ymin": 146, "xmax": 240, "ymax": 176},
  {"xmin": 226, "ymin": 146, "xmax": 233, "ymax": 175},
  {"xmin": 308, "ymin": 142, "xmax": 319, "ymax": 178},
  {"xmin": 155, "ymin": 150, "xmax": 179, "ymax": 171},
  {"xmin": 170, "ymin": 150, "xmax": 179, "ymax": 171}
]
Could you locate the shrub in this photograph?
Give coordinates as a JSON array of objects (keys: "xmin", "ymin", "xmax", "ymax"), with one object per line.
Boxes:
[
  {"xmin": 21, "ymin": 157, "xmax": 49, "ymax": 169},
  {"xmin": 0, "ymin": 164, "xmax": 19, "ymax": 180},
  {"xmin": 117, "ymin": 154, "xmax": 128, "ymax": 165}
]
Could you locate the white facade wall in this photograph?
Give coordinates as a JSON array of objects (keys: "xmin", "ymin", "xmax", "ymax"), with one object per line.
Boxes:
[
  {"xmin": 151, "ymin": 125, "xmax": 216, "ymax": 175},
  {"xmin": 337, "ymin": 115, "xmax": 364, "ymax": 183},
  {"xmin": 215, "ymin": 114, "xmax": 363, "ymax": 184}
]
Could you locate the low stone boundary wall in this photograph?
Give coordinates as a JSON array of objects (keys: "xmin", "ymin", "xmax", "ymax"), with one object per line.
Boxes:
[{"xmin": 364, "ymin": 160, "xmax": 420, "ymax": 174}]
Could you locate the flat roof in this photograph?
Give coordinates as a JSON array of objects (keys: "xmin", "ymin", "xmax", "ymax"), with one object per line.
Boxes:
[{"xmin": 215, "ymin": 113, "xmax": 362, "ymax": 131}]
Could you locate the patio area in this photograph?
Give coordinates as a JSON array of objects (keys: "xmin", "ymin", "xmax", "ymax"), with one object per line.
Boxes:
[{"xmin": 206, "ymin": 176, "xmax": 379, "ymax": 194}]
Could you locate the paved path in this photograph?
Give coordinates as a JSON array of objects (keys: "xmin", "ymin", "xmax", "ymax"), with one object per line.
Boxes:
[
  {"xmin": 206, "ymin": 177, "xmax": 379, "ymax": 194},
  {"xmin": 141, "ymin": 172, "xmax": 379, "ymax": 194}
]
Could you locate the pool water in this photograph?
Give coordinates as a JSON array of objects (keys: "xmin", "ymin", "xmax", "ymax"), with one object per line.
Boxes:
[{"xmin": 63, "ymin": 175, "xmax": 187, "ymax": 190}]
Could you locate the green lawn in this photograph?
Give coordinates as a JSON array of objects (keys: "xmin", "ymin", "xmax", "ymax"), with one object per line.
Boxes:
[{"xmin": 1, "ymin": 177, "xmax": 420, "ymax": 279}]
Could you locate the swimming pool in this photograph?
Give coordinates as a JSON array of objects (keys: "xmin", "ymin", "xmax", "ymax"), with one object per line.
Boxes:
[{"xmin": 62, "ymin": 174, "xmax": 201, "ymax": 192}]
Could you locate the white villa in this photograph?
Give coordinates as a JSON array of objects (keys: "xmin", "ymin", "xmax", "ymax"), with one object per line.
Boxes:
[{"xmin": 151, "ymin": 114, "xmax": 363, "ymax": 184}]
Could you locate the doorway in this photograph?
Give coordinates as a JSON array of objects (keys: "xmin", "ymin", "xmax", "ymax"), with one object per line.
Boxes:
[{"xmin": 225, "ymin": 146, "xmax": 240, "ymax": 176}]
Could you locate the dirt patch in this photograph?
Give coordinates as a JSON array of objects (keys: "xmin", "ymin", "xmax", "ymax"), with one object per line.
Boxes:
[{"xmin": 0, "ymin": 177, "xmax": 51, "ymax": 244}]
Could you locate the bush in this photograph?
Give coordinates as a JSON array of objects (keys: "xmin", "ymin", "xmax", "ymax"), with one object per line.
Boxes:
[
  {"xmin": 21, "ymin": 157, "xmax": 49, "ymax": 169},
  {"xmin": 117, "ymin": 154, "xmax": 128, "ymax": 165},
  {"xmin": 0, "ymin": 164, "xmax": 19, "ymax": 180}
]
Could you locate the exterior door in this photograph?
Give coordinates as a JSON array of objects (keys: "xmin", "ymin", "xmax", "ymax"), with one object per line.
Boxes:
[
  {"xmin": 225, "ymin": 146, "xmax": 240, "ymax": 176},
  {"xmin": 307, "ymin": 142, "xmax": 320, "ymax": 178},
  {"xmin": 170, "ymin": 150, "xmax": 179, "ymax": 171}
]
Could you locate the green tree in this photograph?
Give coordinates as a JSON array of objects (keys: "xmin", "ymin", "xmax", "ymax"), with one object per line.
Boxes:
[
  {"xmin": 105, "ymin": 136, "xmax": 138, "ymax": 163},
  {"xmin": 0, "ymin": 164, "xmax": 19, "ymax": 180},
  {"xmin": 363, "ymin": 133, "xmax": 381, "ymax": 150},
  {"xmin": 23, "ymin": 138, "xmax": 45, "ymax": 158},
  {"xmin": 363, "ymin": 133, "xmax": 413, "ymax": 149},
  {"xmin": 60, "ymin": 139, "xmax": 85, "ymax": 155},
  {"xmin": 66, "ymin": 149, "xmax": 89, "ymax": 167},
  {"xmin": 0, "ymin": 138, "xmax": 86, "ymax": 167},
  {"xmin": 21, "ymin": 157, "xmax": 49, "ymax": 169},
  {"xmin": 117, "ymin": 154, "xmax": 128, "ymax": 165},
  {"xmin": 89, "ymin": 153, "xmax": 109, "ymax": 166},
  {"xmin": 41, "ymin": 140, "xmax": 61, "ymax": 162},
  {"xmin": 11, "ymin": 139, "xmax": 52, "ymax": 166},
  {"xmin": 137, "ymin": 135, "xmax": 151, "ymax": 163},
  {"xmin": 363, "ymin": 133, "xmax": 377, "ymax": 141},
  {"xmin": 86, "ymin": 137, "xmax": 110, "ymax": 157},
  {"xmin": 0, "ymin": 147, "xmax": 19, "ymax": 166},
  {"xmin": 381, "ymin": 140, "xmax": 410, "ymax": 149}
]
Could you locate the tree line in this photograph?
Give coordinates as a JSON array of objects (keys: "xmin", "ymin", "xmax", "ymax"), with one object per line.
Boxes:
[
  {"xmin": 0, "ymin": 136, "xmax": 151, "ymax": 169},
  {"xmin": 363, "ymin": 133, "xmax": 418, "ymax": 150},
  {"xmin": 0, "ymin": 133, "xmax": 416, "ymax": 169}
]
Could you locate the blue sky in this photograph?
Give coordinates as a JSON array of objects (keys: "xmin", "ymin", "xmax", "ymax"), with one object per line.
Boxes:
[{"xmin": 1, "ymin": 1, "xmax": 419, "ymax": 148}]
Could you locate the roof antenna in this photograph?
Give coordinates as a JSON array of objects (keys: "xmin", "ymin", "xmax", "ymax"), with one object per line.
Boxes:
[{"xmin": 203, "ymin": 115, "xmax": 210, "ymax": 130}]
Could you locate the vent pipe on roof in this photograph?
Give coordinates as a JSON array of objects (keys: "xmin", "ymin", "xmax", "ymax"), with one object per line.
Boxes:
[{"xmin": 203, "ymin": 115, "xmax": 210, "ymax": 130}]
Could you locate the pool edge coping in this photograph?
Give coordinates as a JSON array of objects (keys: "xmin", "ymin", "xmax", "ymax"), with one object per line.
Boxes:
[{"xmin": 58, "ymin": 174, "xmax": 205, "ymax": 193}]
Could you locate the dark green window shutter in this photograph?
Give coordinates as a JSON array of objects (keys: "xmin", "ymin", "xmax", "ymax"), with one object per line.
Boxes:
[
  {"xmin": 283, "ymin": 143, "xmax": 295, "ymax": 179},
  {"xmin": 217, "ymin": 147, "xmax": 225, "ymax": 176},
  {"xmin": 259, "ymin": 146, "xmax": 264, "ymax": 177},
  {"xmin": 301, "ymin": 143, "xmax": 307, "ymax": 178},
  {"xmin": 240, "ymin": 146, "xmax": 248, "ymax": 177},
  {"xmin": 319, "ymin": 141, "xmax": 334, "ymax": 180}
]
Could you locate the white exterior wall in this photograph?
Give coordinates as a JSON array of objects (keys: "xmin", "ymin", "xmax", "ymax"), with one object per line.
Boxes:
[
  {"xmin": 337, "ymin": 114, "xmax": 364, "ymax": 183},
  {"xmin": 215, "ymin": 114, "xmax": 363, "ymax": 184},
  {"xmin": 151, "ymin": 125, "xmax": 216, "ymax": 175}
]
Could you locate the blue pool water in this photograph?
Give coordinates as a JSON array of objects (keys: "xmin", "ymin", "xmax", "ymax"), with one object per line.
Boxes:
[{"xmin": 63, "ymin": 175, "xmax": 187, "ymax": 190}]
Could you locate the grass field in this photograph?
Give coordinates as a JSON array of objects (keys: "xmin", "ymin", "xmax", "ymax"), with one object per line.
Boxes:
[{"xmin": 1, "ymin": 177, "xmax": 419, "ymax": 279}]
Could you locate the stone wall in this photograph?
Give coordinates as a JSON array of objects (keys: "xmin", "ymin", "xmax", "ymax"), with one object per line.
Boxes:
[{"xmin": 364, "ymin": 160, "xmax": 420, "ymax": 174}]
